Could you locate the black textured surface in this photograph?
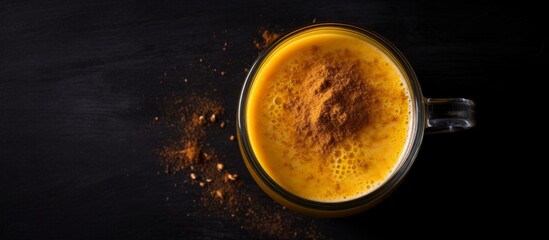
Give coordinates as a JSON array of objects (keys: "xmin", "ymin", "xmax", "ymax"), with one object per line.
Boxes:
[{"xmin": 1, "ymin": 0, "xmax": 544, "ymax": 239}]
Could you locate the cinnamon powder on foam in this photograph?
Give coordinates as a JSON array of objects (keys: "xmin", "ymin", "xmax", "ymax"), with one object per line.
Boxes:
[
  {"xmin": 289, "ymin": 53, "xmax": 373, "ymax": 154},
  {"xmin": 157, "ymin": 31, "xmax": 325, "ymax": 239}
]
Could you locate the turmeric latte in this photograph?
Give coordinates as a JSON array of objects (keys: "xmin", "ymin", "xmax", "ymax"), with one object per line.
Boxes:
[{"xmin": 246, "ymin": 28, "xmax": 412, "ymax": 202}]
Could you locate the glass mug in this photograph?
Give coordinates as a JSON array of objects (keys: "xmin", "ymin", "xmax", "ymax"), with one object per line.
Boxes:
[{"xmin": 237, "ymin": 23, "xmax": 475, "ymax": 217}]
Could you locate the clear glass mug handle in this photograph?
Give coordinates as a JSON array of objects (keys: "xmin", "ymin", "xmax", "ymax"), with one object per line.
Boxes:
[{"xmin": 425, "ymin": 98, "xmax": 476, "ymax": 133}]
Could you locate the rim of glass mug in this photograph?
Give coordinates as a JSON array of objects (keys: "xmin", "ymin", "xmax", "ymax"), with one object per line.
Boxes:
[{"xmin": 237, "ymin": 23, "xmax": 475, "ymax": 217}]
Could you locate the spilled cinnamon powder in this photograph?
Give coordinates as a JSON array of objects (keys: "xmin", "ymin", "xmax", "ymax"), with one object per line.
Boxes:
[
  {"xmin": 288, "ymin": 53, "xmax": 373, "ymax": 153},
  {"xmin": 157, "ymin": 95, "xmax": 323, "ymax": 239},
  {"xmin": 156, "ymin": 28, "xmax": 326, "ymax": 238},
  {"xmin": 159, "ymin": 95, "xmax": 223, "ymax": 174},
  {"xmin": 254, "ymin": 30, "xmax": 281, "ymax": 50}
]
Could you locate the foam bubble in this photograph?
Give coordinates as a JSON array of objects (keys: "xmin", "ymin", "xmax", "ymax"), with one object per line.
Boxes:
[{"xmin": 274, "ymin": 96, "xmax": 282, "ymax": 105}]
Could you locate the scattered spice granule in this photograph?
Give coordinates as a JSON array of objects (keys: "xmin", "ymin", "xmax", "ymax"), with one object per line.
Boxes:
[
  {"xmin": 227, "ymin": 173, "xmax": 237, "ymax": 181},
  {"xmin": 215, "ymin": 189, "xmax": 223, "ymax": 200},
  {"xmin": 198, "ymin": 115, "xmax": 206, "ymax": 125},
  {"xmin": 210, "ymin": 114, "xmax": 216, "ymax": 123},
  {"xmin": 216, "ymin": 163, "xmax": 224, "ymax": 172},
  {"xmin": 219, "ymin": 121, "xmax": 225, "ymax": 128},
  {"xmin": 229, "ymin": 135, "xmax": 235, "ymax": 141}
]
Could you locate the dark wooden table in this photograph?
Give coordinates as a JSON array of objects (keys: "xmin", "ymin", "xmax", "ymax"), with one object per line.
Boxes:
[{"xmin": 1, "ymin": 1, "xmax": 543, "ymax": 239}]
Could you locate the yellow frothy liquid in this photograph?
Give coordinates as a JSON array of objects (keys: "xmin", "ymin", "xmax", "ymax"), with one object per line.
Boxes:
[{"xmin": 246, "ymin": 28, "xmax": 412, "ymax": 202}]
